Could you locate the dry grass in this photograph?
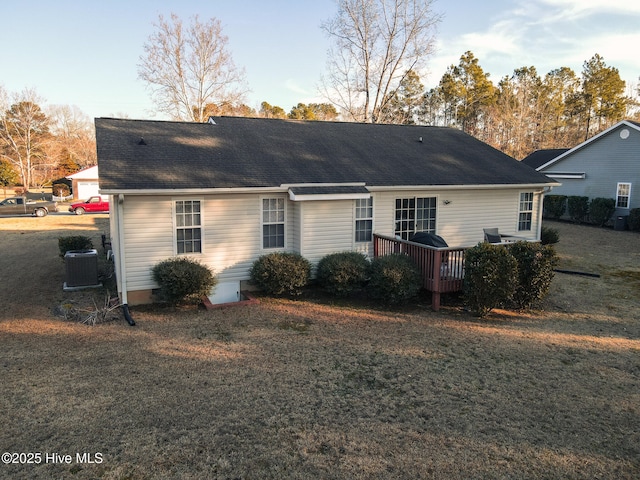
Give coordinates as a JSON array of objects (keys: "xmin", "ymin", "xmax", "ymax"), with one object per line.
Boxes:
[{"xmin": 0, "ymin": 216, "xmax": 638, "ymax": 479}]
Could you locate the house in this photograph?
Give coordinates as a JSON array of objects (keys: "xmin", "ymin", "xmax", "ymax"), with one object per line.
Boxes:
[
  {"xmin": 66, "ymin": 165, "xmax": 102, "ymax": 200},
  {"xmin": 527, "ymin": 120, "xmax": 640, "ymax": 220},
  {"xmin": 95, "ymin": 117, "xmax": 558, "ymax": 306}
]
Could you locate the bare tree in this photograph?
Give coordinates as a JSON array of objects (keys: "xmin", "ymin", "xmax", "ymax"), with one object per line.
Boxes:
[
  {"xmin": 0, "ymin": 88, "xmax": 51, "ymax": 189},
  {"xmin": 47, "ymin": 105, "xmax": 96, "ymax": 172},
  {"xmin": 138, "ymin": 13, "xmax": 248, "ymax": 122},
  {"xmin": 320, "ymin": 0, "xmax": 441, "ymax": 123}
]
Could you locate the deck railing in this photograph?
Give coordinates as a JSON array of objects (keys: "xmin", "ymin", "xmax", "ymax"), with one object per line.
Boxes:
[{"xmin": 373, "ymin": 234, "xmax": 467, "ymax": 311}]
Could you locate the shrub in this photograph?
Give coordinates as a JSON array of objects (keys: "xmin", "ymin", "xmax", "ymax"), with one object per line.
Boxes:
[
  {"xmin": 589, "ymin": 197, "xmax": 616, "ymax": 227},
  {"xmin": 52, "ymin": 183, "xmax": 70, "ymax": 197},
  {"xmin": 507, "ymin": 242, "xmax": 558, "ymax": 310},
  {"xmin": 463, "ymin": 242, "xmax": 517, "ymax": 317},
  {"xmin": 628, "ymin": 208, "xmax": 640, "ymax": 232},
  {"xmin": 250, "ymin": 252, "xmax": 311, "ymax": 296},
  {"xmin": 368, "ymin": 254, "xmax": 421, "ymax": 305},
  {"xmin": 152, "ymin": 257, "xmax": 217, "ymax": 305},
  {"xmin": 567, "ymin": 196, "xmax": 589, "ymax": 223},
  {"xmin": 316, "ymin": 251, "xmax": 370, "ymax": 297},
  {"xmin": 543, "ymin": 195, "xmax": 567, "ymax": 219},
  {"xmin": 58, "ymin": 235, "xmax": 93, "ymax": 258},
  {"xmin": 540, "ymin": 226, "xmax": 560, "ymax": 245}
]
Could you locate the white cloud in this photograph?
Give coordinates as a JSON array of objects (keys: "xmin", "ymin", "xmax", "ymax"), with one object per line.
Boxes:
[{"xmin": 428, "ymin": 0, "xmax": 640, "ymax": 88}]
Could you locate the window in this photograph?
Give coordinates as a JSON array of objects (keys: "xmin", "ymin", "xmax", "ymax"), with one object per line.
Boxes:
[
  {"xmin": 355, "ymin": 197, "xmax": 373, "ymax": 242},
  {"xmin": 395, "ymin": 197, "xmax": 436, "ymax": 240},
  {"xmin": 616, "ymin": 183, "xmax": 631, "ymax": 208},
  {"xmin": 175, "ymin": 200, "xmax": 202, "ymax": 254},
  {"xmin": 262, "ymin": 198, "xmax": 285, "ymax": 248},
  {"xmin": 518, "ymin": 192, "xmax": 534, "ymax": 231}
]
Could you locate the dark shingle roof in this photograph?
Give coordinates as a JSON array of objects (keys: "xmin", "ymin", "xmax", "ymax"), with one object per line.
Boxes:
[
  {"xmin": 521, "ymin": 149, "xmax": 569, "ymax": 169},
  {"xmin": 96, "ymin": 117, "xmax": 554, "ymax": 191}
]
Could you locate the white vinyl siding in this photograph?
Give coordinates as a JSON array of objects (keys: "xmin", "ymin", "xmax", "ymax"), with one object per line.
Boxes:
[
  {"xmin": 297, "ymin": 200, "xmax": 355, "ymax": 266},
  {"xmin": 117, "ymin": 188, "xmax": 545, "ymax": 298},
  {"xmin": 374, "ymin": 188, "xmax": 542, "ymax": 247},
  {"xmin": 121, "ymin": 195, "xmax": 263, "ymax": 293}
]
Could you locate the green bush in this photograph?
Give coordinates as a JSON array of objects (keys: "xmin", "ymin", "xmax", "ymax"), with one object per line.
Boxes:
[
  {"xmin": 540, "ymin": 226, "xmax": 560, "ymax": 245},
  {"xmin": 543, "ymin": 195, "xmax": 567, "ymax": 219},
  {"xmin": 58, "ymin": 235, "xmax": 93, "ymax": 258},
  {"xmin": 589, "ymin": 197, "xmax": 616, "ymax": 227},
  {"xmin": 628, "ymin": 208, "xmax": 640, "ymax": 231},
  {"xmin": 567, "ymin": 196, "xmax": 589, "ymax": 223},
  {"xmin": 152, "ymin": 257, "xmax": 217, "ymax": 305},
  {"xmin": 316, "ymin": 251, "xmax": 370, "ymax": 297},
  {"xmin": 368, "ymin": 254, "xmax": 421, "ymax": 305},
  {"xmin": 250, "ymin": 252, "xmax": 311, "ymax": 296},
  {"xmin": 507, "ymin": 242, "xmax": 558, "ymax": 310},
  {"xmin": 463, "ymin": 242, "xmax": 517, "ymax": 317}
]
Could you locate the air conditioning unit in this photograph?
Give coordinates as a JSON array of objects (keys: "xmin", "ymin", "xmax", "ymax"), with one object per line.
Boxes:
[{"xmin": 64, "ymin": 249, "xmax": 100, "ymax": 289}]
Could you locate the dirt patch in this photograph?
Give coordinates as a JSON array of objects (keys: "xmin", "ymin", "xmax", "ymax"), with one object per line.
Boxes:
[{"xmin": 0, "ymin": 216, "xmax": 638, "ymax": 479}]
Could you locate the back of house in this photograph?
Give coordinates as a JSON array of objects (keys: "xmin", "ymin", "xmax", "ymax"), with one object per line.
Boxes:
[{"xmin": 96, "ymin": 116, "xmax": 557, "ymax": 305}]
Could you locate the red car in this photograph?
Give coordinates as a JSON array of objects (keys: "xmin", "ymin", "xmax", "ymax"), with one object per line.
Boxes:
[{"xmin": 69, "ymin": 196, "xmax": 110, "ymax": 215}]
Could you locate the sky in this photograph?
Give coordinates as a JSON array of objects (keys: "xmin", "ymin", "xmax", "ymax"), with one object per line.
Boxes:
[{"xmin": 1, "ymin": 0, "xmax": 639, "ymax": 121}]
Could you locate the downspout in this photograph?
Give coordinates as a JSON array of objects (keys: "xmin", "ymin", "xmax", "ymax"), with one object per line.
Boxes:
[
  {"xmin": 116, "ymin": 193, "xmax": 135, "ymax": 326},
  {"xmin": 537, "ymin": 187, "xmax": 553, "ymax": 241}
]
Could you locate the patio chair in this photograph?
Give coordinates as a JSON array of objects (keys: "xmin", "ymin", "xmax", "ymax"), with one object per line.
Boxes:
[{"xmin": 483, "ymin": 227, "xmax": 503, "ymax": 244}]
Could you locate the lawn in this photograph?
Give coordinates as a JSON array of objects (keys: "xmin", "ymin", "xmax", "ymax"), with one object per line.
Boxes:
[{"xmin": 0, "ymin": 215, "xmax": 638, "ymax": 479}]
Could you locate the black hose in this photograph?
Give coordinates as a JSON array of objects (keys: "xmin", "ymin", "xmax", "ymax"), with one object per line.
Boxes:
[
  {"xmin": 122, "ymin": 304, "xmax": 136, "ymax": 326},
  {"xmin": 554, "ymin": 269, "xmax": 600, "ymax": 278}
]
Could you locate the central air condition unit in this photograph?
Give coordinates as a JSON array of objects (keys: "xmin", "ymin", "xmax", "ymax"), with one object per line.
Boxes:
[{"xmin": 64, "ymin": 249, "xmax": 100, "ymax": 289}]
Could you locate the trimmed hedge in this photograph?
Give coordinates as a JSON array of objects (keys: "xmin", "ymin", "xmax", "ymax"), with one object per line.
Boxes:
[
  {"xmin": 58, "ymin": 235, "xmax": 93, "ymax": 258},
  {"xmin": 463, "ymin": 242, "xmax": 517, "ymax": 317},
  {"xmin": 316, "ymin": 251, "xmax": 370, "ymax": 297},
  {"xmin": 507, "ymin": 242, "xmax": 558, "ymax": 310},
  {"xmin": 543, "ymin": 195, "xmax": 567, "ymax": 219},
  {"xmin": 589, "ymin": 197, "xmax": 616, "ymax": 227},
  {"xmin": 540, "ymin": 226, "xmax": 560, "ymax": 245},
  {"xmin": 368, "ymin": 253, "xmax": 421, "ymax": 305},
  {"xmin": 628, "ymin": 208, "xmax": 640, "ymax": 231},
  {"xmin": 152, "ymin": 257, "xmax": 217, "ymax": 305},
  {"xmin": 250, "ymin": 252, "xmax": 311, "ymax": 296},
  {"xmin": 567, "ymin": 196, "xmax": 589, "ymax": 223}
]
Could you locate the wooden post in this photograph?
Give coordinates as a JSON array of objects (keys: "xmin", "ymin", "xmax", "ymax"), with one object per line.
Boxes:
[{"xmin": 431, "ymin": 250, "xmax": 442, "ymax": 311}]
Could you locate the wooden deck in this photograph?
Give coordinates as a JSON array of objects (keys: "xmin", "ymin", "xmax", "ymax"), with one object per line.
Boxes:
[{"xmin": 373, "ymin": 234, "xmax": 467, "ymax": 311}]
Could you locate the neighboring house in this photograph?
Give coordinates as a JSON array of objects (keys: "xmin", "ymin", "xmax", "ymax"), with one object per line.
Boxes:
[
  {"xmin": 527, "ymin": 120, "xmax": 640, "ymax": 219},
  {"xmin": 96, "ymin": 117, "xmax": 558, "ymax": 306},
  {"xmin": 66, "ymin": 165, "xmax": 102, "ymax": 200}
]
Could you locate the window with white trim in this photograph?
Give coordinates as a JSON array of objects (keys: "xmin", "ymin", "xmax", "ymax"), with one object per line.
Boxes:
[
  {"xmin": 175, "ymin": 200, "xmax": 202, "ymax": 254},
  {"xmin": 262, "ymin": 198, "xmax": 285, "ymax": 248},
  {"xmin": 616, "ymin": 183, "xmax": 631, "ymax": 208},
  {"xmin": 518, "ymin": 192, "xmax": 534, "ymax": 231},
  {"xmin": 395, "ymin": 197, "xmax": 436, "ymax": 240},
  {"xmin": 355, "ymin": 197, "xmax": 373, "ymax": 242}
]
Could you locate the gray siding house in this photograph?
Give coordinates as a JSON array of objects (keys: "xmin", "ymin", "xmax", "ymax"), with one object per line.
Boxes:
[
  {"xmin": 529, "ymin": 120, "xmax": 640, "ymax": 219},
  {"xmin": 96, "ymin": 117, "xmax": 557, "ymax": 306}
]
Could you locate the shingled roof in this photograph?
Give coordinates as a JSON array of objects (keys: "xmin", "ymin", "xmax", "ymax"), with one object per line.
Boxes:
[
  {"xmin": 95, "ymin": 117, "xmax": 555, "ymax": 192},
  {"xmin": 521, "ymin": 149, "xmax": 570, "ymax": 170}
]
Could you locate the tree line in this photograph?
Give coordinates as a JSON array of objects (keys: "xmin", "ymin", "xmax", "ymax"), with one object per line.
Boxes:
[
  {"xmin": 0, "ymin": 88, "xmax": 96, "ymax": 191},
  {"xmin": 2, "ymin": 0, "xmax": 638, "ymax": 191}
]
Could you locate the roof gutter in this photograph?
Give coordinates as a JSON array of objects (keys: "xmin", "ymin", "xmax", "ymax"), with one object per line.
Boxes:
[{"xmin": 101, "ymin": 182, "xmax": 561, "ymax": 196}]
